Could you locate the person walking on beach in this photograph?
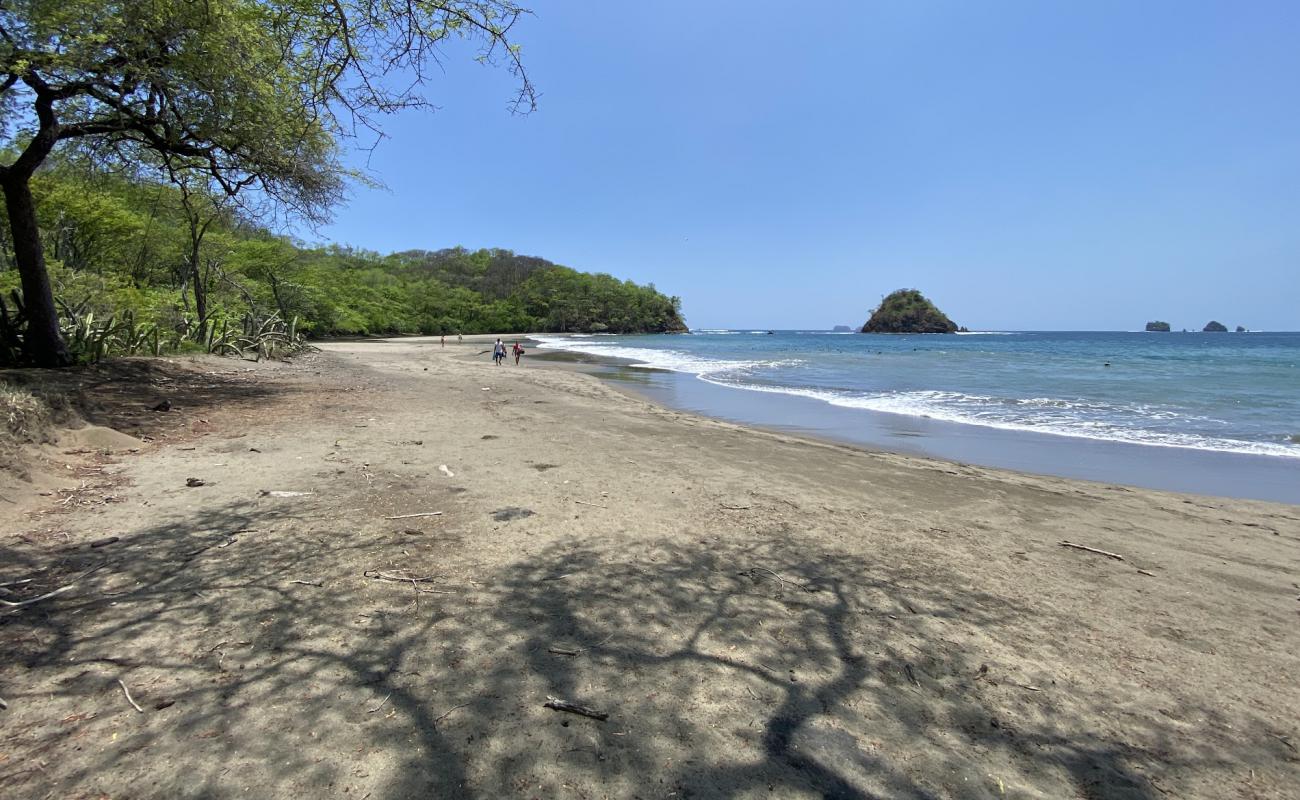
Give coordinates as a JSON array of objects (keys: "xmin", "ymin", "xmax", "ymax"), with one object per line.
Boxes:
[
  {"xmin": 512, "ymin": 340, "xmax": 525, "ymax": 366},
  {"xmin": 440, "ymin": 334, "xmax": 445, "ymax": 348},
  {"xmin": 493, "ymin": 339, "xmax": 505, "ymax": 366}
]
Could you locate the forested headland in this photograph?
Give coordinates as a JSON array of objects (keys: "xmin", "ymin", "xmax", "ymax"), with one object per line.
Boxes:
[
  {"xmin": 0, "ymin": 158, "xmax": 685, "ymax": 364},
  {"xmin": 1, "ymin": 1, "xmax": 686, "ymax": 368}
]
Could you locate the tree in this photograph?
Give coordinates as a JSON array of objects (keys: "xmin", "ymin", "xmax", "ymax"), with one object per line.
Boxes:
[{"xmin": 0, "ymin": 0, "xmax": 534, "ymax": 366}]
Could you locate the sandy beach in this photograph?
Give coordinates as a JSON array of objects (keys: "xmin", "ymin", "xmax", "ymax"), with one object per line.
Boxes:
[{"xmin": 2, "ymin": 335, "xmax": 1298, "ymax": 799}]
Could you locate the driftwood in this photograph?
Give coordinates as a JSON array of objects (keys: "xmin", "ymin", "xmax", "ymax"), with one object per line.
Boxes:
[
  {"xmin": 289, "ymin": 579, "xmax": 324, "ymax": 587},
  {"xmin": 383, "ymin": 512, "xmax": 443, "ymax": 520},
  {"xmin": 118, "ymin": 679, "xmax": 144, "ymax": 713},
  {"xmin": 544, "ymin": 696, "xmax": 609, "ymax": 721},
  {"xmin": 573, "ymin": 500, "xmax": 606, "ymax": 509},
  {"xmin": 0, "ymin": 583, "xmax": 78, "ymax": 612},
  {"xmin": 90, "ymin": 536, "xmax": 120, "ymax": 548},
  {"xmin": 1059, "ymin": 541, "xmax": 1125, "ymax": 561}
]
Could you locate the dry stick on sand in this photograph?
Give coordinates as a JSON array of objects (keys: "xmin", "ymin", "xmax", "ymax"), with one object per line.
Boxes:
[
  {"xmin": 383, "ymin": 512, "xmax": 443, "ymax": 520},
  {"xmin": 1058, "ymin": 541, "xmax": 1125, "ymax": 561},
  {"xmin": 548, "ymin": 632, "xmax": 616, "ymax": 657},
  {"xmin": 720, "ymin": 504, "xmax": 753, "ymax": 510},
  {"xmin": 573, "ymin": 499, "xmax": 607, "ymax": 509},
  {"xmin": 364, "ymin": 570, "xmax": 455, "ymax": 595},
  {"xmin": 544, "ymin": 696, "xmax": 609, "ymax": 721},
  {"xmin": 368, "ymin": 693, "xmax": 392, "ymax": 713},
  {"xmin": 117, "ymin": 679, "xmax": 144, "ymax": 713},
  {"xmin": 0, "ymin": 562, "xmax": 107, "ymax": 614},
  {"xmin": 289, "ymin": 579, "xmax": 324, "ymax": 588}
]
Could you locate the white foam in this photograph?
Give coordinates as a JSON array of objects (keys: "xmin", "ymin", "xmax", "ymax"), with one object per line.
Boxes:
[
  {"xmin": 531, "ymin": 335, "xmax": 796, "ymax": 377},
  {"xmin": 700, "ymin": 379, "xmax": 1300, "ymax": 459},
  {"xmin": 532, "ymin": 336, "xmax": 1300, "ymax": 460}
]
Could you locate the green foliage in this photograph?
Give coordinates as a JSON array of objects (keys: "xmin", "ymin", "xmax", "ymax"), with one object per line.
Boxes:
[
  {"xmin": 1145, "ymin": 321, "xmax": 1171, "ymax": 332},
  {"xmin": 861, "ymin": 289, "xmax": 959, "ymax": 334},
  {"xmin": 0, "ymin": 164, "xmax": 686, "ymax": 364}
]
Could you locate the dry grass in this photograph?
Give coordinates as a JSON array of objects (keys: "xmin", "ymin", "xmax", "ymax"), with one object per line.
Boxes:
[{"xmin": 1, "ymin": 384, "xmax": 55, "ymax": 446}]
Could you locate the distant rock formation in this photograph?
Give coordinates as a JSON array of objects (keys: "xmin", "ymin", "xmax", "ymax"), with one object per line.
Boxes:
[
  {"xmin": 1203, "ymin": 321, "xmax": 1228, "ymax": 332},
  {"xmin": 832, "ymin": 325, "xmax": 852, "ymax": 332},
  {"xmin": 1145, "ymin": 321, "xmax": 1171, "ymax": 332},
  {"xmin": 1236, "ymin": 325, "xmax": 1247, "ymax": 333},
  {"xmin": 861, "ymin": 289, "xmax": 958, "ymax": 334}
]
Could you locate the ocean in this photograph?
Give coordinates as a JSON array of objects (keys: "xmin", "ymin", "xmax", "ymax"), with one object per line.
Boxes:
[{"xmin": 533, "ymin": 330, "xmax": 1300, "ymax": 504}]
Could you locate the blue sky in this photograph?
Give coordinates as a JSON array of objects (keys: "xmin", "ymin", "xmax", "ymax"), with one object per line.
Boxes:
[{"xmin": 319, "ymin": 1, "xmax": 1300, "ymax": 331}]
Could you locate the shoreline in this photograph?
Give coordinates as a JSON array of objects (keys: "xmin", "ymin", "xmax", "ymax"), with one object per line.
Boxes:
[
  {"xmin": 1, "ymin": 337, "xmax": 1297, "ymax": 798},
  {"xmin": 527, "ymin": 339, "xmax": 1300, "ymax": 505}
]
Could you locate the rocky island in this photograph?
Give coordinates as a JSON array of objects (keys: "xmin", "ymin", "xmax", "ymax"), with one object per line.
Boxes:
[
  {"xmin": 1203, "ymin": 321, "xmax": 1228, "ymax": 332},
  {"xmin": 1145, "ymin": 321, "xmax": 1171, "ymax": 332},
  {"xmin": 861, "ymin": 289, "xmax": 959, "ymax": 333}
]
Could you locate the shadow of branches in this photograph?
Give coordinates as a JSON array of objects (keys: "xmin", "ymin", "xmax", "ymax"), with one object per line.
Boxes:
[{"xmin": 2, "ymin": 511, "xmax": 1294, "ymax": 798}]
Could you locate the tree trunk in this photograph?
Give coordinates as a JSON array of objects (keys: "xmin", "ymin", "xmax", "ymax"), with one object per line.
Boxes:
[{"xmin": 1, "ymin": 174, "xmax": 71, "ymax": 366}]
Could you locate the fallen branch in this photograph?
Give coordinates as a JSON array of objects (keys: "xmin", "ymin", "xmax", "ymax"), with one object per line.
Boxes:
[
  {"xmin": 368, "ymin": 693, "xmax": 391, "ymax": 713},
  {"xmin": 544, "ymin": 696, "xmax": 608, "ymax": 721},
  {"xmin": 289, "ymin": 580, "xmax": 323, "ymax": 587},
  {"xmin": 720, "ymin": 504, "xmax": 753, "ymax": 510},
  {"xmin": 1059, "ymin": 541, "xmax": 1125, "ymax": 561},
  {"xmin": 117, "ymin": 679, "xmax": 144, "ymax": 713},
  {"xmin": 573, "ymin": 500, "xmax": 607, "ymax": 509},
  {"xmin": 383, "ymin": 512, "xmax": 443, "ymax": 520},
  {"xmin": 363, "ymin": 570, "xmax": 454, "ymax": 594},
  {"xmin": 0, "ymin": 583, "xmax": 78, "ymax": 611},
  {"xmin": 1136, "ymin": 568, "xmax": 1156, "ymax": 577}
]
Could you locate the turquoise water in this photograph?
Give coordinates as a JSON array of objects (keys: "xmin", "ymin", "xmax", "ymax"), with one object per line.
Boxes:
[{"xmin": 535, "ymin": 330, "xmax": 1300, "ymax": 460}]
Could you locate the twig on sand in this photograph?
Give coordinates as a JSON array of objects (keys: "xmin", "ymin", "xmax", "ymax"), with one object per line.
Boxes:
[
  {"xmin": 0, "ymin": 494, "xmax": 14, "ymax": 503},
  {"xmin": 720, "ymin": 504, "xmax": 753, "ymax": 510},
  {"xmin": 289, "ymin": 579, "xmax": 324, "ymax": 587},
  {"xmin": 740, "ymin": 567, "xmax": 815, "ymax": 593},
  {"xmin": 1274, "ymin": 734, "xmax": 1297, "ymax": 753},
  {"xmin": 549, "ymin": 632, "xmax": 616, "ymax": 657},
  {"xmin": 0, "ymin": 583, "xmax": 77, "ymax": 609},
  {"xmin": 544, "ymin": 696, "xmax": 609, "ymax": 721},
  {"xmin": 383, "ymin": 512, "xmax": 443, "ymax": 520},
  {"xmin": 434, "ymin": 703, "xmax": 470, "ymax": 725},
  {"xmin": 1059, "ymin": 541, "xmax": 1125, "ymax": 561},
  {"xmin": 573, "ymin": 500, "xmax": 607, "ymax": 509},
  {"xmin": 118, "ymin": 679, "xmax": 144, "ymax": 713},
  {"xmin": 364, "ymin": 570, "xmax": 454, "ymax": 594},
  {"xmin": 368, "ymin": 693, "xmax": 391, "ymax": 713},
  {"xmin": 1136, "ymin": 568, "xmax": 1157, "ymax": 577}
]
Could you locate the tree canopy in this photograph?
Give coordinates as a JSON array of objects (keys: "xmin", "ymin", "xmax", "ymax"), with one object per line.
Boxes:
[{"xmin": 1, "ymin": 0, "xmax": 535, "ymax": 365}]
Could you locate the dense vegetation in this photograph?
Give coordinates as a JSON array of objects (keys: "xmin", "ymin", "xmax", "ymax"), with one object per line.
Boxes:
[
  {"xmin": 0, "ymin": 160, "xmax": 685, "ymax": 365},
  {"xmin": 1145, "ymin": 321, "xmax": 1171, "ymax": 332},
  {"xmin": 2, "ymin": 0, "xmax": 537, "ymax": 365},
  {"xmin": 861, "ymin": 289, "xmax": 960, "ymax": 334}
]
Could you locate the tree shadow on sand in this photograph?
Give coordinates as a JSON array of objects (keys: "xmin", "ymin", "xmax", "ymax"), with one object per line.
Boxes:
[{"xmin": 2, "ymin": 512, "xmax": 1294, "ymax": 798}]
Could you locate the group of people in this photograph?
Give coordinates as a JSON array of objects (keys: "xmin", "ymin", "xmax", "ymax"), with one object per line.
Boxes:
[{"xmin": 492, "ymin": 338, "xmax": 525, "ymax": 366}]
